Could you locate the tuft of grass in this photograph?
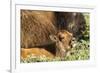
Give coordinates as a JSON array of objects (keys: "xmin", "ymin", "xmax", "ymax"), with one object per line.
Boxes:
[{"xmin": 65, "ymin": 40, "xmax": 90, "ymax": 61}]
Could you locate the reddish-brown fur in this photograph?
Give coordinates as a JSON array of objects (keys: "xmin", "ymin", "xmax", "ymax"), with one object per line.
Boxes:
[
  {"xmin": 50, "ymin": 30, "xmax": 73, "ymax": 57},
  {"xmin": 21, "ymin": 48, "xmax": 54, "ymax": 59},
  {"xmin": 57, "ymin": 30, "xmax": 73, "ymax": 51}
]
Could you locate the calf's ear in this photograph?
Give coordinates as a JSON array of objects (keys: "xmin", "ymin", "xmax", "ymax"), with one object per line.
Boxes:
[{"xmin": 49, "ymin": 35, "xmax": 59, "ymax": 42}]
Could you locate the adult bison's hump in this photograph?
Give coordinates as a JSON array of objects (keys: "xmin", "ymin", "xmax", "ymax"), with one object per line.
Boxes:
[{"xmin": 21, "ymin": 10, "xmax": 57, "ymax": 48}]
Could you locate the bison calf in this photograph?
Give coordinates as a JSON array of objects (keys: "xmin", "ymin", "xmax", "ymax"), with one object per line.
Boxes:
[
  {"xmin": 49, "ymin": 30, "xmax": 73, "ymax": 58},
  {"xmin": 21, "ymin": 30, "xmax": 73, "ymax": 60}
]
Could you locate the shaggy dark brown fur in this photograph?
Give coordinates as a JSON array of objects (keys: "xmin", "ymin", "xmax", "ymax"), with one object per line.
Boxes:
[
  {"xmin": 55, "ymin": 12, "xmax": 86, "ymax": 38},
  {"xmin": 21, "ymin": 10, "xmax": 57, "ymax": 48}
]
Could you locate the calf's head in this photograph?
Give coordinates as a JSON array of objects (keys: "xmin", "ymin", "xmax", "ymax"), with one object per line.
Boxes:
[{"xmin": 49, "ymin": 30, "xmax": 73, "ymax": 58}]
